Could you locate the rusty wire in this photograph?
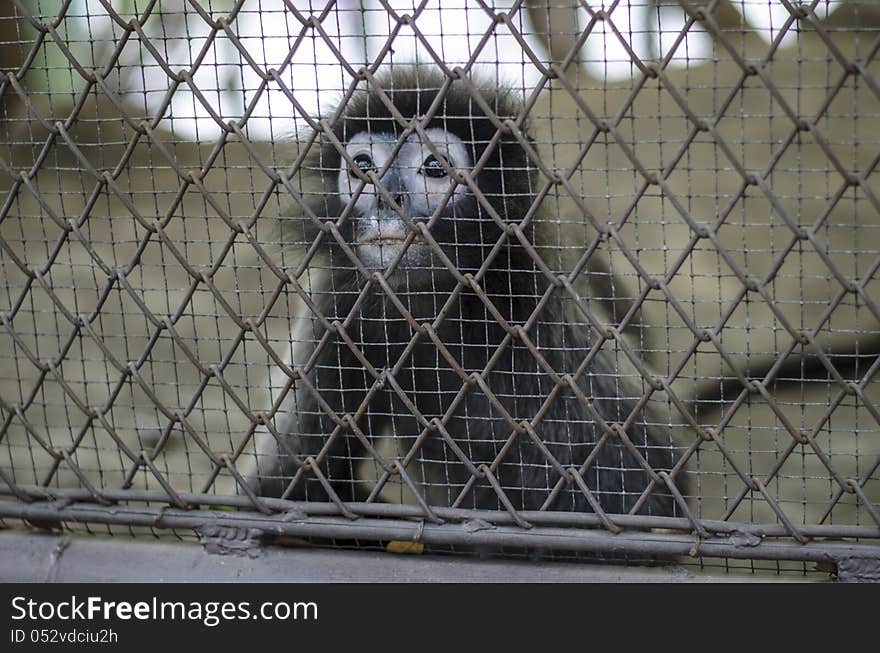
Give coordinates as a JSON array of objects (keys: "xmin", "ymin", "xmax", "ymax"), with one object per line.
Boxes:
[{"xmin": 1, "ymin": 0, "xmax": 880, "ymax": 568}]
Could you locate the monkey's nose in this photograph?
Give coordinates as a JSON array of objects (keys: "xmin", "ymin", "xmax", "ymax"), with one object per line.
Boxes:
[
  {"xmin": 375, "ymin": 169, "xmax": 404, "ymax": 209},
  {"xmin": 377, "ymin": 190, "xmax": 404, "ymax": 212}
]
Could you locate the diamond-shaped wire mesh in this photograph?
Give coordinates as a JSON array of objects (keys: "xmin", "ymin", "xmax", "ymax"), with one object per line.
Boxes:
[{"xmin": 1, "ymin": 0, "xmax": 879, "ymax": 570}]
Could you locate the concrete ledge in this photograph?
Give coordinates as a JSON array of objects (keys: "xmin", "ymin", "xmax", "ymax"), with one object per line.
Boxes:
[{"xmin": 0, "ymin": 529, "xmax": 818, "ymax": 582}]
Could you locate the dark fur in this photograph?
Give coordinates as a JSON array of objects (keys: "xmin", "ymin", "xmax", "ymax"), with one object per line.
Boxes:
[{"xmin": 260, "ymin": 68, "xmax": 686, "ymax": 518}]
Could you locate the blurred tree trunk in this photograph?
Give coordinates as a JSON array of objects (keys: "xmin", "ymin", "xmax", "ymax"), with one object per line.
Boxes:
[
  {"xmin": 0, "ymin": 1, "xmax": 24, "ymax": 122},
  {"xmin": 821, "ymin": 1, "xmax": 880, "ymax": 27},
  {"xmin": 710, "ymin": 0, "xmax": 754, "ymax": 31},
  {"xmin": 526, "ymin": 0, "xmax": 755, "ymax": 81},
  {"xmin": 0, "ymin": 3, "xmax": 19, "ymax": 67},
  {"xmin": 526, "ymin": 0, "xmax": 586, "ymax": 81},
  {"xmin": 339, "ymin": 0, "xmax": 368, "ymax": 69}
]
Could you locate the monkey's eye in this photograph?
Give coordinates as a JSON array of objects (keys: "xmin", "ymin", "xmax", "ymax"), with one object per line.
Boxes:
[
  {"xmin": 350, "ymin": 154, "xmax": 376, "ymax": 177},
  {"xmin": 421, "ymin": 155, "xmax": 447, "ymax": 178}
]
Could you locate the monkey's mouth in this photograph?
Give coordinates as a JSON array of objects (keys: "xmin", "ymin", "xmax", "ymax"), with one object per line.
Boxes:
[
  {"xmin": 359, "ymin": 235, "xmax": 408, "ymax": 245},
  {"xmin": 355, "ymin": 229, "xmax": 431, "ymax": 274}
]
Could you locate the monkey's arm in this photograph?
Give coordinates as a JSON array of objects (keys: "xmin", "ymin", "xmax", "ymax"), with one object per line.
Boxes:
[{"xmin": 471, "ymin": 316, "xmax": 683, "ymax": 517}]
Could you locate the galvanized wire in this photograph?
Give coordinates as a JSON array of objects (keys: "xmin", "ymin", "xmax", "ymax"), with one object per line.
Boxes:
[{"xmin": 1, "ymin": 0, "xmax": 879, "ymax": 569}]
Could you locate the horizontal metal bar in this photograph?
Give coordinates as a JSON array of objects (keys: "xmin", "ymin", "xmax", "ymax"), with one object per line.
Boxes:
[
  {"xmin": 3, "ymin": 483, "xmax": 878, "ymax": 541},
  {"xmin": 1, "ymin": 498, "xmax": 878, "ymax": 565},
  {"xmin": 0, "ymin": 530, "xmax": 814, "ymax": 583}
]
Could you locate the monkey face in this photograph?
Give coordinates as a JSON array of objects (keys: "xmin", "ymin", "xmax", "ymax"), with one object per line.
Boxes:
[{"xmin": 336, "ymin": 127, "xmax": 491, "ymax": 289}]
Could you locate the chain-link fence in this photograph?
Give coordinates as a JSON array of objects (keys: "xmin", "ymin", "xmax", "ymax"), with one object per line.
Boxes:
[{"xmin": 2, "ymin": 0, "xmax": 879, "ymax": 579}]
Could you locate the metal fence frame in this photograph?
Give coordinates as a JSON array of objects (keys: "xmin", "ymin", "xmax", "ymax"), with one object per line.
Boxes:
[{"xmin": 2, "ymin": 0, "xmax": 880, "ymax": 580}]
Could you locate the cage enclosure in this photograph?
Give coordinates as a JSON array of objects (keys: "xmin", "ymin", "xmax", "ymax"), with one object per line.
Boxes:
[{"xmin": 1, "ymin": 0, "xmax": 879, "ymax": 581}]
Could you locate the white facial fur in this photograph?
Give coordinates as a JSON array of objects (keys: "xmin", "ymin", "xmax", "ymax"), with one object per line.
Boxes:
[{"xmin": 337, "ymin": 128, "xmax": 473, "ymax": 272}]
